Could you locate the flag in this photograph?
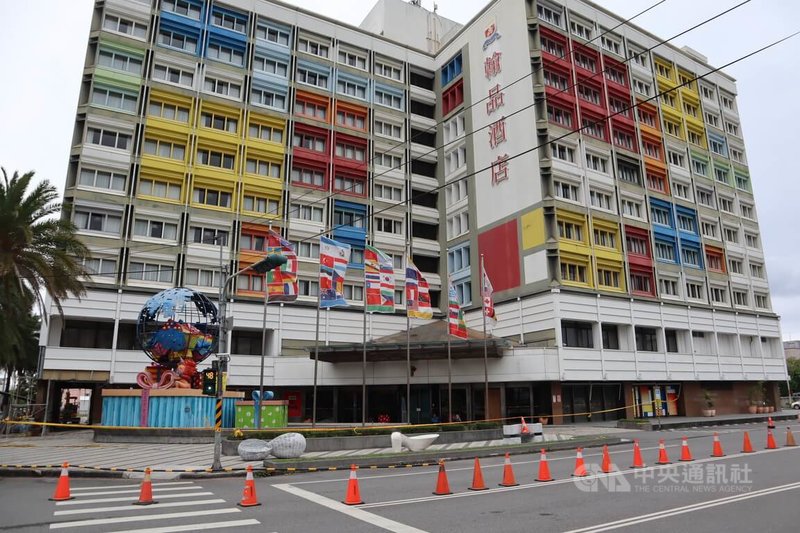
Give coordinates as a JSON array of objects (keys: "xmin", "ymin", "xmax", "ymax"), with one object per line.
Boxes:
[
  {"xmin": 405, "ymin": 259, "xmax": 432, "ymax": 319},
  {"xmin": 319, "ymin": 236, "xmax": 351, "ymax": 308},
  {"xmin": 447, "ymin": 280, "xmax": 468, "ymax": 339},
  {"xmin": 265, "ymin": 229, "xmax": 298, "ymax": 302},
  {"xmin": 365, "ymin": 245, "xmax": 395, "ymax": 313},
  {"xmin": 481, "ymin": 263, "xmax": 497, "ymax": 321}
]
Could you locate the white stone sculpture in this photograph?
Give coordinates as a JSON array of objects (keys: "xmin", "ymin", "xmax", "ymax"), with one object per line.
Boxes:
[
  {"xmin": 269, "ymin": 432, "xmax": 307, "ymax": 458},
  {"xmin": 237, "ymin": 439, "xmax": 272, "ymax": 461},
  {"xmin": 390, "ymin": 431, "xmax": 439, "ymax": 452}
]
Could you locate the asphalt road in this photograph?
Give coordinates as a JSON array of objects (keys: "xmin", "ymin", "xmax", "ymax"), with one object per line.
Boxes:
[{"xmin": 1, "ymin": 423, "xmax": 799, "ymax": 532}]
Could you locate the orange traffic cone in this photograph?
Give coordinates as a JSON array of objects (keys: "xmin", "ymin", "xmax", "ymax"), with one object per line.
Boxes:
[
  {"xmin": 630, "ymin": 440, "xmax": 645, "ymax": 469},
  {"xmin": 711, "ymin": 432, "xmax": 725, "ymax": 457},
  {"xmin": 237, "ymin": 465, "xmax": 260, "ymax": 507},
  {"xmin": 767, "ymin": 417, "xmax": 775, "ymax": 429},
  {"xmin": 655, "ymin": 439, "xmax": 671, "ymax": 464},
  {"xmin": 469, "ymin": 458, "xmax": 488, "ymax": 491},
  {"xmin": 766, "ymin": 428, "xmax": 777, "ymax": 450},
  {"xmin": 536, "ymin": 449, "xmax": 554, "ymax": 482},
  {"xmin": 572, "ymin": 448, "xmax": 588, "ymax": 477},
  {"xmin": 742, "ymin": 431, "xmax": 755, "ymax": 453},
  {"xmin": 49, "ymin": 462, "xmax": 74, "ymax": 501},
  {"xmin": 343, "ymin": 465, "xmax": 364, "ymax": 505},
  {"xmin": 679, "ymin": 436, "xmax": 693, "ymax": 462},
  {"xmin": 601, "ymin": 445, "xmax": 613, "ymax": 473},
  {"xmin": 433, "ymin": 461, "xmax": 452, "ymax": 495},
  {"xmin": 520, "ymin": 417, "xmax": 530, "ymax": 435},
  {"xmin": 499, "ymin": 453, "xmax": 519, "ymax": 487},
  {"xmin": 133, "ymin": 467, "xmax": 158, "ymax": 506},
  {"xmin": 786, "ymin": 427, "xmax": 797, "ymax": 447}
]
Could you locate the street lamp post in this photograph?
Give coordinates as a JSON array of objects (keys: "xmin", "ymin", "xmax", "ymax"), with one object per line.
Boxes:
[{"xmin": 212, "ymin": 244, "xmax": 286, "ymax": 471}]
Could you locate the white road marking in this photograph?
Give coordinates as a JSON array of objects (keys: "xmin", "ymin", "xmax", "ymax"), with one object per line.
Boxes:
[
  {"xmin": 56, "ymin": 492, "xmax": 214, "ymax": 506},
  {"xmin": 64, "ymin": 485, "xmax": 203, "ymax": 497},
  {"xmin": 69, "ymin": 481, "xmax": 196, "ymax": 491},
  {"xmin": 110, "ymin": 519, "xmax": 263, "ymax": 533},
  {"xmin": 274, "ymin": 483, "xmax": 428, "ymax": 533},
  {"xmin": 562, "ymin": 481, "xmax": 800, "ymax": 533},
  {"xmin": 54, "ymin": 498, "xmax": 225, "ymax": 516},
  {"xmin": 49, "ymin": 508, "xmax": 241, "ymax": 529}
]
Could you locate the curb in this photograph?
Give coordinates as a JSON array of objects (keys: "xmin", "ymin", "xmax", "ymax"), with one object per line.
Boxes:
[{"xmin": 617, "ymin": 413, "xmax": 798, "ymax": 431}]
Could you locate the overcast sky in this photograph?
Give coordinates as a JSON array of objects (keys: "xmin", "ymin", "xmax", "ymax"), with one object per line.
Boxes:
[{"xmin": 1, "ymin": 0, "xmax": 798, "ymax": 339}]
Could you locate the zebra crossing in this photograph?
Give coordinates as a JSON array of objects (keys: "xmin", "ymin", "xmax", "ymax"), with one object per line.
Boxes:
[{"xmin": 49, "ymin": 480, "xmax": 262, "ymax": 532}]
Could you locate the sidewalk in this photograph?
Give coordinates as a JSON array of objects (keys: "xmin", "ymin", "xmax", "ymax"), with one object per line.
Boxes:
[{"xmin": 0, "ymin": 424, "xmax": 634, "ymax": 478}]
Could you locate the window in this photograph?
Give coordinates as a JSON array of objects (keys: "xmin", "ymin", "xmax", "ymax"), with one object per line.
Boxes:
[
  {"xmin": 91, "ymin": 87, "xmax": 137, "ymax": 112},
  {"xmin": 293, "ymin": 132, "xmax": 326, "ymax": 152},
  {"xmin": 336, "ymin": 78, "xmax": 367, "ymax": 99},
  {"xmin": 557, "ymin": 220, "xmax": 583, "ymax": 241},
  {"xmin": 204, "ymin": 76, "xmax": 241, "ymax": 99},
  {"xmin": 577, "ymin": 83, "xmax": 600, "ymax": 104},
  {"xmin": 298, "ymin": 37, "xmax": 329, "ymax": 58},
  {"xmin": 375, "ymin": 183, "xmax": 403, "ymax": 202},
  {"xmin": 338, "ymin": 49, "xmax": 367, "ymax": 70},
  {"xmin": 540, "ymin": 36, "xmax": 565, "ymax": 57},
  {"xmin": 143, "ymin": 138, "xmax": 186, "ymax": 160},
  {"xmin": 733, "ymin": 290, "xmax": 748, "ymax": 306},
  {"xmin": 735, "ymin": 174, "xmax": 750, "ymax": 192},
  {"xmin": 651, "ymin": 206, "xmax": 672, "ymax": 227},
  {"xmin": 374, "ymin": 216, "xmax": 403, "ymax": 234},
  {"xmin": 294, "ymin": 98, "xmax": 328, "ymax": 120},
  {"xmin": 86, "ymin": 127, "xmax": 131, "ymax": 150},
  {"xmin": 594, "ymin": 227, "xmax": 618, "ymax": 249},
  {"xmin": 686, "ymin": 281, "xmax": 705, "ymax": 300},
  {"xmin": 554, "ymin": 180, "xmax": 580, "ymax": 201},
  {"xmin": 621, "ymin": 198, "xmax": 644, "ymax": 219},
  {"xmin": 661, "ymin": 92, "xmax": 676, "ymax": 108},
  {"xmin": 601, "ymin": 35, "xmax": 622, "ymax": 56},
  {"xmin": 701, "ymin": 85, "xmax": 716, "ymax": 101},
  {"xmin": 582, "ymin": 117, "xmax": 604, "ymax": 139},
  {"xmin": 192, "ymin": 187, "xmax": 232, "ymax": 208},
  {"xmin": 740, "ymin": 204, "xmax": 754, "ymax": 220},
  {"xmin": 574, "ymin": 53, "xmax": 596, "ymax": 72},
  {"xmin": 134, "ymin": 218, "xmax": 178, "ymax": 240},
  {"xmin": 374, "ymin": 152, "xmax": 402, "ymax": 169},
  {"xmin": 633, "ymin": 79, "xmax": 651, "ymax": 97},
  {"xmin": 139, "ymin": 177, "xmax": 181, "ymax": 200},
  {"xmin": 256, "ymin": 23, "xmax": 290, "ymax": 46},
  {"xmin": 709, "ymin": 137, "xmax": 727, "ymax": 157},
  {"xmin": 243, "ymin": 194, "xmax": 279, "ymax": 215},
  {"xmin": 755, "ymin": 293, "xmax": 769, "ymax": 309},
  {"xmin": 374, "ymin": 88, "xmax": 402, "ymax": 110},
  {"xmin": 448, "ymin": 246, "xmax": 470, "ymax": 272},
  {"xmin": 626, "ymin": 235, "xmax": 648, "ymax": 256},
  {"xmin": 683, "ymin": 102, "xmax": 699, "ymax": 118},
  {"xmin": 728, "ymin": 258, "xmax": 743, "ymax": 274},
  {"xmin": 597, "ymin": 268, "xmax": 621, "ymax": 288},
  {"xmin": 74, "ymin": 209, "xmax": 122, "ymax": 234},
  {"xmin": 196, "ymin": 148, "xmax": 235, "ymax": 169},
  {"xmin": 342, "ymin": 284, "xmax": 364, "ymax": 301},
  {"xmin": 638, "ymin": 108, "xmax": 657, "ymax": 128},
  {"xmin": 552, "ymin": 142, "xmax": 575, "ymax": 163},
  {"xmin": 291, "ymin": 166, "xmax": 325, "ymax": 187},
  {"xmin": 129, "ymin": 261, "xmax": 173, "ymax": 283},
  {"xmin": 749, "ymin": 262, "xmax": 764, "ymax": 279},
  {"xmin": 153, "ymin": 64, "xmax": 195, "ymax": 87},
  {"xmin": 617, "ymin": 162, "xmax": 641, "ymax": 184},
  {"xmin": 443, "ymin": 114, "xmax": 465, "ymax": 143},
  {"xmin": 201, "ymin": 112, "xmax": 238, "ymax": 133},
  {"xmin": 718, "ymin": 197, "xmax": 734, "ymax": 213},
  {"xmin": 724, "ymin": 227, "xmax": 739, "ymax": 244},
  {"xmin": 334, "ymin": 208, "xmax": 366, "ymax": 229},
  {"xmin": 730, "ymin": 147, "xmax": 746, "ymax": 164},
  {"xmin": 710, "ymin": 286, "xmax": 727, "ymax": 304},
  {"xmin": 335, "ymin": 142, "xmax": 366, "ymax": 162},
  {"xmin": 79, "ymin": 167, "xmax": 126, "ymax": 192},
  {"xmin": 248, "ymin": 122, "xmax": 283, "ymax": 143},
  {"xmin": 665, "ymin": 329, "xmax": 679, "ymax": 352},
  {"xmin": 660, "ymin": 278, "xmax": 679, "ymax": 297},
  {"xmin": 714, "ymin": 167, "xmax": 729, "ymax": 185},
  {"xmin": 590, "ymin": 189, "xmax": 613, "ymax": 210},
  {"xmin": 570, "ymin": 20, "xmax": 593, "ymax": 41},
  {"xmin": 585, "ymin": 153, "xmax": 608, "ymax": 173},
  {"xmin": 628, "ymin": 46, "xmax": 648, "ymax": 68},
  {"xmin": 157, "ymin": 29, "xmax": 198, "ymax": 53},
  {"xmin": 375, "ymin": 60, "xmax": 403, "ymax": 81},
  {"xmin": 447, "ymin": 211, "xmax": 470, "ymax": 239},
  {"xmin": 296, "ymin": 67, "xmax": 329, "ymax": 89},
  {"xmin": 185, "ymin": 267, "xmax": 220, "ymax": 288},
  {"xmin": 148, "ymin": 100, "xmax": 190, "ymax": 122},
  {"xmin": 190, "ymin": 226, "xmax": 228, "ymax": 246},
  {"xmin": 245, "ymin": 158, "xmax": 281, "ymax": 178},
  {"xmin": 609, "ymin": 97, "xmax": 630, "ymax": 117},
  {"xmin": 298, "ymin": 279, "xmax": 320, "ymax": 297},
  {"xmin": 543, "ymin": 69, "xmax": 569, "ymax": 90},
  {"xmin": 725, "ymin": 121, "xmax": 740, "ymax": 137},
  {"xmin": 673, "ymin": 181, "xmax": 690, "ymax": 200},
  {"xmin": 547, "ymin": 104, "xmax": 573, "ymax": 127},
  {"xmin": 536, "ymin": 2, "xmax": 563, "ymax": 27},
  {"xmin": 745, "ymin": 233, "xmax": 759, "ymax": 249},
  {"xmin": 103, "ymin": 14, "xmax": 147, "ymax": 39},
  {"xmin": 441, "ymin": 53, "xmax": 463, "ymax": 86},
  {"xmin": 207, "ymin": 42, "xmax": 244, "ymax": 66},
  {"xmin": 701, "ymin": 221, "xmax": 719, "ymax": 239},
  {"xmin": 677, "ymin": 214, "xmax": 696, "ymax": 233},
  {"xmin": 631, "ymin": 272, "xmax": 652, "ymax": 294},
  {"xmin": 289, "ymin": 203, "xmax": 324, "ymax": 222},
  {"xmin": 336, "ymin": 109, "xmax": 366, "ymax": 130},
  {"xmin": 374, "ymin": 119, "xmax": 402, "ymax": 139},
  {"xmin": 681, "ymin": 247, "xmax": 701, "ymax": 267},
  {"xmin": 656, "ymin": 62, "xmax": 672, "ymax": 79},
  {"xmin": 654, "ymin": 241, "xmax": 675, "ymax": 261},
  {"xmin": 687, "ymin": 130, "xmax": 703, "ymax": 147},
  {"xmin": 446, "ymin": 180, "xmax": 468, "ymax": 207},
  {"xmin": 253, "ymin": 55, "xmax": 288, "ymax": 77},
  {"xmin": 613, "ymin": 129, "xmax": 635, "ymax": 151},
  {"xmin": 445, "ymin": 145, "xmax": 467, "ymax": 174},
  {"xmin": 696, "ymin": 188, "xmax": 714, "ymax": 208},
  {"xmin": 664, "ymin": 119, "xmax": 682, "ymax": 138},
  {"xmin": 212, "ymin": 10, "xmax": 246, "ymax": 33},
  {"xmin": 721, "ymin": 95, "xmax": 735, "ymax": 111},
  {"xmin": 667, "ymin": 150, "xmax": 685, "ymax": 168},
  {"xmin": 83, "ymin": 257, "xmax": 117, "ymax": 279},
  {"xmin": 292, "ymin": 240, "xmax": 320, "ymax": 259},
  {"xmin": 98, "ymin": 49, "xmax": 143, "ymax": 74},
  {"xmin": 635, "ymin": 327, "xmax": 658, "ymax": 352},
  {"xmin": 162, "ymin": 0, "xmax": 201, "ymax": 20},
  {"xmin": 239, "ymin": 232, "xmax": 267, "ymax": 252},
  {"xmin": 561, "ymin": 321, "xmax": 593, "ymax": 348},
  {"xmin": 333, "ymin": 174, "xmax": 366, "ymax": 195}
]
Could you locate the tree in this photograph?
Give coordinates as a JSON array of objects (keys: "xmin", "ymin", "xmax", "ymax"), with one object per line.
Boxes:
[
  {"xmin": 0, "ymin": 168, "xmax": 90, "ymax": 317},
  {"xmin": 780, "ymin": 358, "xmax": 800, "ymax": 396}
]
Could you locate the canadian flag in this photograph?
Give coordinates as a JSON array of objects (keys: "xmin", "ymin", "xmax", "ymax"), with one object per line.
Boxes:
[{"xmin": 482, "ymin": 267, "xmax": 496, "ymax": 321}]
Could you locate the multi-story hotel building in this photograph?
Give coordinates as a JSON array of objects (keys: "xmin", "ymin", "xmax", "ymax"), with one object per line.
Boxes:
[{"xmin": 39, "ymin": 0, "xmax": 787, "ymax": 425}]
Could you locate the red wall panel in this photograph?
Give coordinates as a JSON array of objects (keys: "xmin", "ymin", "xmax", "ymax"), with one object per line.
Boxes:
[{"xmin": 478, "ymin": 220, "xmax": 520, "ymax": 292}]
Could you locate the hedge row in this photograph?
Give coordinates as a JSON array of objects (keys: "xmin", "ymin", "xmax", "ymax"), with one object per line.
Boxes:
[{"xmin": 232, "ymin": 421, "xmax": 502, "ymax": 440}]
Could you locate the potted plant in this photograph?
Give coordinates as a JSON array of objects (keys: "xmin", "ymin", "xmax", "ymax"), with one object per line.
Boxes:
[
  {"xmin": 747, "ymin": 384, "xmax": 760, "ymax": 414},
  {"xmin": 702, "ymin": 389, "xmax": 716, "ymax": 417}
]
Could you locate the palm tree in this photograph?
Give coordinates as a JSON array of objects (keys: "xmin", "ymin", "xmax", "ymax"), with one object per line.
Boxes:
[{"xmin": 0, "ymin": 168, "xmax": 90, "ymax": 317}]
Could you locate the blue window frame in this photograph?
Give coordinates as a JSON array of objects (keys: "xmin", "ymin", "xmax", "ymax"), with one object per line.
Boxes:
[{"xmin": 441, "ymin": 53, "xmax": 463, "ymax": 87}]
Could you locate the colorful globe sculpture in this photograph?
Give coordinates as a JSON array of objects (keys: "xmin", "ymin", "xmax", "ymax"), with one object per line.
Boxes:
[{"xmin": 136, "ymin": 288, "xmax": 220, "ymax": 370}]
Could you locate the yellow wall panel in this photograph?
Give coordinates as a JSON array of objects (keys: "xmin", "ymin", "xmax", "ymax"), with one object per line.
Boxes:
[{"xmin": 521, "ymin": 209, "xmax": 545, "ymax": 250}]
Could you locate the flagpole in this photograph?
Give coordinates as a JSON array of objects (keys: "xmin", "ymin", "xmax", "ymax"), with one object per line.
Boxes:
[
  {"xmin": 481, "ymin": 254, "xmax": 489, "ymax": 421},
  {"xmin": 256, "ymin": 287, "xmax": 268, "ymax": 430},
  {"xmin": 447, "ymin": 285, "xmax": 453, "ymax": 424},
  {"xmin": 362, "ymin": 287, "xmax": 368, "ymax": 427},
  {"xmin": 405, "ymin": 242, "xmax": 411, "ymax": 425},
  {"xmin": 312, "ymin": 286, "xmax": 321, "ymax": 428}
]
